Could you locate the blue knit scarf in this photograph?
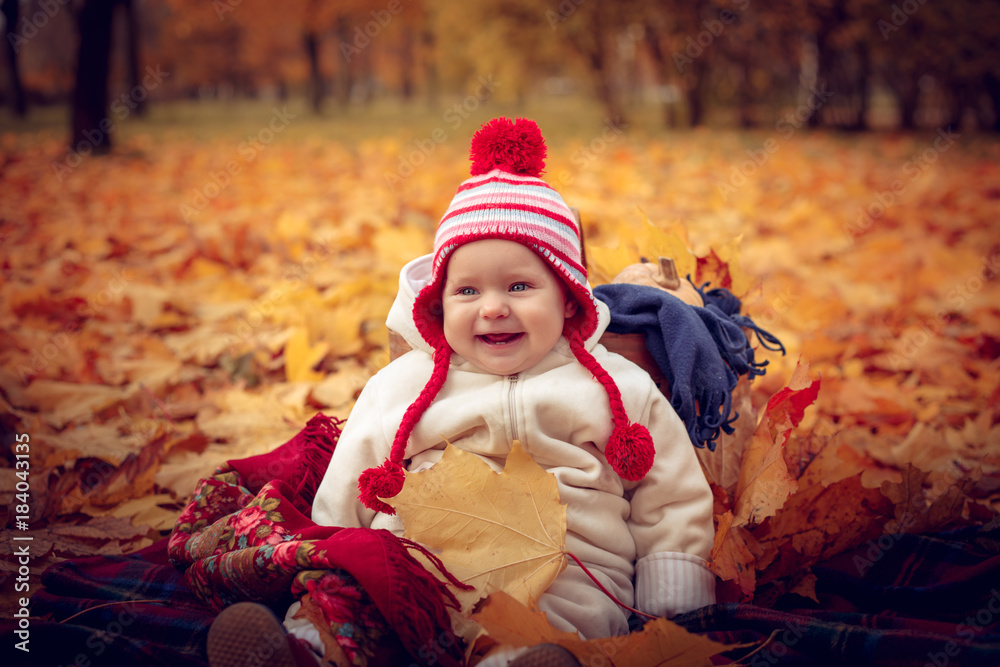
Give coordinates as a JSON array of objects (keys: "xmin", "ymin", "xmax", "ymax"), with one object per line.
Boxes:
[{"xmin": 593, "ymin": 281, "xmax": 784, "ymax": 451}]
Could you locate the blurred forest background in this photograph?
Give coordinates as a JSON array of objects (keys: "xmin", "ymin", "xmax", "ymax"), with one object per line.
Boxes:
[{"xmin": 3, "ymin": 0, "xmax": 1000, "ymax": 142}]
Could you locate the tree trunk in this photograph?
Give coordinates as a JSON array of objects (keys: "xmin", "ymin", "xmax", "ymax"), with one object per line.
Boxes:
[
  {"xmin": 304, "ymin": 31, "xmax": 325, "ymax": 113},
  {"xmin": 946, "ymin": 79, "xmax": 968, "ymax": 131},
  {"xmin": 983, "ymin": 72, "xmax": 1000, "ymax": 132},
  {"xmin": 738, "ymin": 62, "xmax": 754, "ymax": 128},
  {"xmin": 686, "ymin": 58, "xmax": 709, "ymax": 127},
  {"xmin": 71, "ymin": 0, "xmax": 118, "ymax": 154},
  {"xmin": 2, "ymin": 0, "xmax": 27, "ymax": 116},
  {"xmin": 400, "ymin": 25, "xmax": 414, "ymax": 100},
  {"xmin": 334, "ymin": 15, "xmax": 353, "ymax": 107},
  {"xmin": 567, "ymin": 9, "xmax": 625, "ymax": 126},
  {"xmin": 122, "ymin": 0, "xmax": 145, "ymax": 117},
  {"xmin": 808, "ymin": 31, "xmax": 831, "ymax": 128},
  {"xmin": 847, "ymin": 41, "xmax": 870, "ymax": 131},
  {"xmin": 642, "ymin": 23, "xmax": 678, "ymax": 129},
  {"xmin": 591, "ymin": 53, "xmax": 625, "ymax": 126},
  {"xmin": 421, "ymin": 27, "xmax": 438, "ymax": 108},
  {"xmin": 357, "ymin": 40, "xmax": 373, "ymax": 106},
  {"xmin": 895, "ymin": 74, "xmax": 919, "ymax": 130}
]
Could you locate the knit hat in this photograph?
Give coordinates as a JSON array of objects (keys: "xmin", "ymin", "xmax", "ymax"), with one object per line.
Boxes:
[{"xmin": 358, "ymin": 117, "xmax": 655, "ymax": 514}]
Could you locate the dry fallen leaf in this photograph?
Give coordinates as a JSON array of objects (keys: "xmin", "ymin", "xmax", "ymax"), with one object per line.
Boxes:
[
  {"xmin": 753, "ymin": 474, "xmax": 893, "ymax": 586},
  {"xmin": 708, "ymin": 510, "xmax": 759, "ymax": 597},
  {"xmin": 285, "ymin": 326, "xmax": 328, "ymax": 383},
  {"xmin": 731, "ymin": 361, "xmax": 818, "ymax": 528},
  {"xmin": 472, "ymin": 591, "xmax": 739, "ymax": 667},
  {"xmin": 386, "ymin": 441, "xmax": 567, "ymax": 611},
  {"xmin": 879, "ymin": 464, "xmax": 977, "ymax": 535}
]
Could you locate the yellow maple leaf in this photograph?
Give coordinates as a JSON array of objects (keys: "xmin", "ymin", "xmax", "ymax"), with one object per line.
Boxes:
[
  {"xmin": 586, "ymin": 240, "xmax": 637, "ymax": 286},
  {"xmin": 636, "ymin": 208, "xmax": 698, "ymax": 283},
  {"xmin": 587, "ymin": 211, "xmax": 698, "ymax": 286},
  {"xmin": 385, "ymin": 441, "xmax": 567, "ymax": 610},
  {"xmin": 284, "ymin": 326, "xmax": 328, "ymax": 383}
]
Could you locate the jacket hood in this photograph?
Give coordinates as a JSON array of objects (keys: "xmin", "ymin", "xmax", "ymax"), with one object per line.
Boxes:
[{"xmin": 386, "ymin": 253, "xmax": 611, "ymax": 359}]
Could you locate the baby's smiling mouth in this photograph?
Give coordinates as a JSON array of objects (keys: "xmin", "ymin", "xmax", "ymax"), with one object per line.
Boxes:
[{"xmin": 479, "ymin": 333, "xmax": 523, "ymax": 345}]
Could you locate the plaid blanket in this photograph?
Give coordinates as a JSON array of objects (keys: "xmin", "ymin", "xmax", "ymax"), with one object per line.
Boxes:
[
  {"xmin": 675, "ymin": 524, "xmax": 1000, "ymax": 666},
  {"xmin": 5, "ymin": 538, "xmax": 215, "ymax": 667},
  {"xmin": 5, "ymin": 414, "xmax": 998, "ymax": 667}
]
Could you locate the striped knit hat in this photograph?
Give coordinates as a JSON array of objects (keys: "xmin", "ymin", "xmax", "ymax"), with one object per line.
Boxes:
[{"xmin": 358, "ymin": 117, "xmax": 654, "ymax": 514}]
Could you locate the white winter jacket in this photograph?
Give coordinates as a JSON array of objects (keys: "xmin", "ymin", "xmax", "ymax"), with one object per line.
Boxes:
[{"xmin": 311, "ymin": 255, "xmax": 716, "ymax": 638}]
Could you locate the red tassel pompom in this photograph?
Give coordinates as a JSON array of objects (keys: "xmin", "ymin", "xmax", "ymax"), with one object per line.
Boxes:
[
  {"xmin": 605, "ymin": 422, "xmax": 655, "ymax": 481},
  {"xmin": 358, "ymin": 460, "xmax": 406, "ymax": 514},
  {"xmin": 470, "ymin": 117, "xmax": 547, "ymax": 177}
]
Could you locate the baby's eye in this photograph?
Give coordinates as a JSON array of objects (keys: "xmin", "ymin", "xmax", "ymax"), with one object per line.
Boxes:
[
  {"xmin": 459, "ymin": 287, "xmax": 478, "ymax": 296},
  {"xmin": 510, "ymin": 283, "xmax": 529, "ymax": 292}
]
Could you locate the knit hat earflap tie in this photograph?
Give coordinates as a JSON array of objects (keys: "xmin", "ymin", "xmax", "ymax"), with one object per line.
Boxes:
[
  {"xmin": 357, "ymin": 342, "xmax": 452, "ymax": 515},
  {"xmin": 568, "ymin": 333, "xmax": 655, "ymax": 480}
]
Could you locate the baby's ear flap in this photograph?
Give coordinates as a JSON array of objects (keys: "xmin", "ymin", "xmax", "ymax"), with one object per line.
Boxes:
[{"xmin": 563, "ymin": 295, "xmax": 579, "ymax": 319}]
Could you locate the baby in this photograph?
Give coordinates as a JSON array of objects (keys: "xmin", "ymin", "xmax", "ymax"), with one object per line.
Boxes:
[{"xmin": 295, "ymin": 117, "xmax": 715, "ymax": 660}]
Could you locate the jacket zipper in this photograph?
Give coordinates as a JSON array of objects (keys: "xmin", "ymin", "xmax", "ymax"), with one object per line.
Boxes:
[{"xmin": 507, "ymin": 374, "xmax": 519, "ymax": 442}]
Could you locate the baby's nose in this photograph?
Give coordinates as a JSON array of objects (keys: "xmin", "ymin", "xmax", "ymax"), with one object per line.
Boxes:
[{"xmin": 480, "ymin": 294, "xmax": 509, "ymax": 318}]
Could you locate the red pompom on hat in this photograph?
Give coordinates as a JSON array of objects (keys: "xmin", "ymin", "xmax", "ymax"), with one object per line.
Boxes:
[
  {"xmin": 470, "ymin": 117, "xmax": 547, "ymax": 177},
  {"xmin": 357, "ymin": 118, "xmax": 654, "ymax": 514}
]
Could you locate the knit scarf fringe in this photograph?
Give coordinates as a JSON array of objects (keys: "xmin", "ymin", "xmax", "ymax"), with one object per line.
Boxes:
[
  {"xmin": 594, "ymin": 280, "xmax": 785, "ymax": 452},
  {"xmin": 291, "ymin": 413, "xmax": 344, "ymax": 505},
  {"xmin": 383, "ymin": 536, "xmax": 471, "ymax": 666},
  {"xmin": 689, "ymin": 280, "xmax": 786, "ymax": 448}
]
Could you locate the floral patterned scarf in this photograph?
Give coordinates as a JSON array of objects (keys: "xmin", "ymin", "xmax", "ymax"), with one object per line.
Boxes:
[{"xmin": 167, "ymin": 414, "xmax": 467, "ymax": 667}]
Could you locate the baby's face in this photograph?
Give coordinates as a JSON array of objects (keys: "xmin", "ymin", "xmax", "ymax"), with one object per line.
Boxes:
[{"xmin": 441, "ymin": 239, "xmax": 577, "ymax": 376}]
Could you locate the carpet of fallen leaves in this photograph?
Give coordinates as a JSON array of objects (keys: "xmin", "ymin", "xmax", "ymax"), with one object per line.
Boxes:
[{"xmin": 1, "ymin": 120, "xmax": 999, "ymax": 624}]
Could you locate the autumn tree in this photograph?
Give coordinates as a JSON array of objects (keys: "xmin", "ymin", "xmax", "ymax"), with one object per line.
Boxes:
[
  {"xmin": 430, "ymin": 0, "xmax": 561, "ymax": 106},
  {"xmin": 876, "ymin": 0, "xmax": 1000, "ymax": 131},
  {"xmin": 10, "ymin": 0, "xmax": 1000, "ymax": 131},
  {"xmin": 122, "ymin": 0, "xmax": 146, "ymax": 116},
  {"xmin": 641, "ymin": 0, "xmax": 748, "ymax": 128},
  {"xmin": 71, "ymin": 0, "xmax": 120, "ymax": 153},
  {"xmin": 549, "ymin": 0, "xmax": 634, "ymax": 124},
  {"xmin": 2, "ymin": 0, "xmax": 27, "ymax": 116}
]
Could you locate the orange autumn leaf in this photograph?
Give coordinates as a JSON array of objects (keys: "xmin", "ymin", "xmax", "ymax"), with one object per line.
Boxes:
[
  {"xmin": 385, "ymin": 441, "xmax": 567, "ymax": 610},
  {"xmin": 879, "ymin": 464, "xmax": 977, "ymax": 535},
  {"xmin": 471, "ymin": 591, "xmax": 589, "ymax": 654},
  {"xmin": 633, "ymin": 210, "xmax": 698, "ymax": 284},
  {"xmin": 753, "ymin": 474, "xmax": 893, "ymax": 585},
  {"xmin": 697, "ymin": 235, "xmax": 751, "ymax": 297},
  {"xmin": 731, "ymin": 361, "xmax": 819, "ymax": 528},
  {"xmin": 609, "ymin": 616, "xmax": 746, "ymax": 667},
  {"xmin": 20, "ymin": 380, "xmax": 138, "ymax": 429},
  {"xmin": 472, "ymin": 591, "xmax": 739, "ymax": 667},
  {"xmin": 708, "ymin": 510, "xmax": 759, "ymax": 597}
]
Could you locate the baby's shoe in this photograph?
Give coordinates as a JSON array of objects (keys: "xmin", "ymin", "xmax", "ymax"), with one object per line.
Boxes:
[
  {"xmin": 207, "ymin": 601, "xmax": 319, "ymax": 667},
  {"xmin": 508, "ymin": 643, "xmax": 581, "ymax": 667}
]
